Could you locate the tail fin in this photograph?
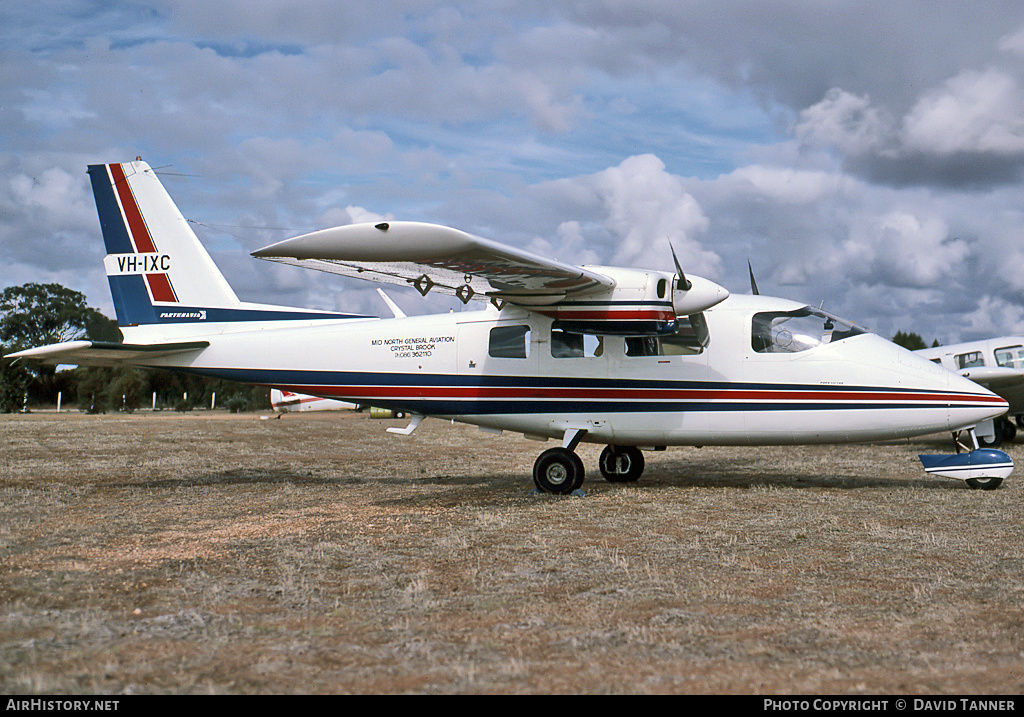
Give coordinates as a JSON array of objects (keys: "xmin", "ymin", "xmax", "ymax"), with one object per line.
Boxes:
[
  {"xmin": 90, "ymin": 161, "xmax": 241, "ymax": 325},
  {"xmin": 89, "ymin": 161, "xmax": 360, "ymax": 327}
]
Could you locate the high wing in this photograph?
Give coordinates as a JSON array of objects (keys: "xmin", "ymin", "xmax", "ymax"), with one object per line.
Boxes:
[
  {"xmin": 6, "ymin": 340, "xmax": 209, "ymax": 367},
  {"xmin": 252, "ymin": 221, "xmax": 615, "ymax": 306}
]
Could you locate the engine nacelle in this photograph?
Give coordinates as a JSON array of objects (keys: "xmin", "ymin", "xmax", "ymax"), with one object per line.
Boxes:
[{"xmin": 672, "ymin": 274, "xmax": 730, "ymax": 316}]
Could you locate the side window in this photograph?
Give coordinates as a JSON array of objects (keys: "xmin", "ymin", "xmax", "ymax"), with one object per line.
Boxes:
[
  {"xmin": 752, "ymin": 307, "xmax": 864, "ymax": 353},
  {"xmin": 660, "ymin": 332, "xmax": 704, "ymax": 356},
  {"xmin": 625, "ymin": 333, "xmax": 703, "ymax": 357},
  {"xmin": 551, "ymin": 328, "xmax": 603, "ymax": 358},
  {"xmin": 995, "ymin": 345, "xmax": 1024, "ymax": 369},
  {"xmin": 955, "ymin": 351, "xmax": 984, "ymax": 369},
  {"xmin": 625, "ymin": 336, "xmax": 660, "ymax": 357},
  {"xmin": 489, "ymin": 325, "xmax": 531, "ymax": 359}
]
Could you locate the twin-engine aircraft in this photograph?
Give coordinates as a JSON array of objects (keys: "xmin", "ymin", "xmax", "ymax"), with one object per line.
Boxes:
[{"xmin": 7, "ymin": 161, "xmax": 1014, "ymax": 491}]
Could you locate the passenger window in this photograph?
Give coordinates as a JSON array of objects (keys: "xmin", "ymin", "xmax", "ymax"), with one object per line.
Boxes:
[
  {"xmin": 625, "ymin": 336, "xmax": 660, "ymax": 357},
  {"xmin": 625, "ymin": 333, "xmax": 703, "ymax": 357},
  {"xmin": 995, "ymin": 346, "xmax": 1024, "ymax": 369},
  {"xmin": 489, "ymin": 325, "xmax": 530, "ymax": 359},
  {"xmin": 551, "ymin": 328, "xmax": 603, "ymax": 358},
  {"xmin": 955, "ymin": 351, "xmax": 984, "ymax": 369},
  {"xmin": 660, "ymin": 332, "xmax": 704, "ymax": 355}
]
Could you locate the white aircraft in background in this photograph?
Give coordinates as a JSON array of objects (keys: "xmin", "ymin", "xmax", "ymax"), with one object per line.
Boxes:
[
  {"xmin": 917, "ymin": 337, "xmax": 1024, "ymax": 446},
  {"xmin": 270, "ymin": 388, "xmax": 358, "ymax": 413},
  {"xmin": 7, "ymin": 160, "xmax": 1014, "ymax": 491}
]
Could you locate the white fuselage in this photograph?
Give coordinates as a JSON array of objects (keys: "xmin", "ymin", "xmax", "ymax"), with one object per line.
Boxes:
[{"xmin": 127, "ymin": 293, "xmax": 1005, "ymax": 447}]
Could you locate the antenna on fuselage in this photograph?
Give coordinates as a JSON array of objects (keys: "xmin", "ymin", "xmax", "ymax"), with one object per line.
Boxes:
[{"xmin": 748, "ymin": 260, "xmax": 760, "ymax": 295}]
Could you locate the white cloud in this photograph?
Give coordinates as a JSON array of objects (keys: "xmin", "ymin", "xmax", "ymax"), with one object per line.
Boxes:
[
  {"xmin": 795, "ymin": 88, "xmax": 893, "ymax": 156},
  {"xmin": 724, "ymin": 165, "xmax": 850, "ymax": 205},
  {"xmin": 962, "ymin": 294, "xmax": 1024, "ymax": 338},
  {"xmin": 845, "ymin": 210, "xmax": 971, "ymax": 288},
  {"xmin": 587, "ymin": 154, "xmax": 717, "ymax": 274},
  {"xmin": 7, "ymin": 167, "xmax": 93, "ymax": 229},
  {"xmin": 997, "ymin": 24, "xmax": 1024, "ymax": 57},
  {"xmin": 901, "ymin": 68, "xmax": 1024, "ymax": 156}
]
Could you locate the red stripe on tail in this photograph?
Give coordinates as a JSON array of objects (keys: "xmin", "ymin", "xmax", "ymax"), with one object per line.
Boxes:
[
  {"xmin": 108, "ymin": 163, "xmax": 157, "ymax": 253},
  {"xmin": 146, "ymin": 273, "xmax": 178, "ymax": 303}
]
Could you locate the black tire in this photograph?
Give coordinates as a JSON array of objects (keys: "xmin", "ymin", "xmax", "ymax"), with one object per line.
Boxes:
[
  {"xmin": 1000, "ymin": 418, "xmax": 1017, "ymax": 443},
  {"xmin": 978, "ymin": 426, "xmax": 1003, "ymax": 448},
  {"xmin": 533, "ymin": 448, "xmax": 585, "ymax": 494},
  {"xmin": 598, "ymin": 445, "xmax": 645, "ymax": 483},
  {"xmin": 966, "ymin": 476, "xmax": 1003, "ymax": 490}
]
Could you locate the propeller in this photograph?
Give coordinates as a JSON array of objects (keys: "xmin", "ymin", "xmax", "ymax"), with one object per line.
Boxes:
[
  {"xmin": 748, "ymin": 260, "xmax": 760, "ymax": 295},
  {"xmin": 670, "ymin": 243, "xmax": 691, "ymax": 291}
]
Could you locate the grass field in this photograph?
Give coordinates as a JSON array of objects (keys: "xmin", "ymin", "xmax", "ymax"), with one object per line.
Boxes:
[{"xmin": 2, "ymin": 409, "xmax": 1022, "ymax": 694}]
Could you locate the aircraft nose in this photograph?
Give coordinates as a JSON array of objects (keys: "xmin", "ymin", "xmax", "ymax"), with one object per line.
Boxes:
[{"xmin": 945, "ymin": 368, "xmax": 1009, "ymax": 431}]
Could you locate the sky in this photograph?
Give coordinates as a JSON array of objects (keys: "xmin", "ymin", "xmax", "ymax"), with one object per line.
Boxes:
[{"xmin": 4, "ymin": 0, "xmax": 1024, "ymax": 345}]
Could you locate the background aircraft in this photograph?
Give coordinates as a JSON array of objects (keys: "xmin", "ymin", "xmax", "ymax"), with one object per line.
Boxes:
[
  {"xmin": 7, "ymin": 161, "xmax": 1013, "ymax": 491},
  {"xmin": 917, "ymin": 337, "xmax": 1024, "ymax": 446},
  {"xmin": 270, "ymin": 389, "xmax": 358, "ymax": 413}
]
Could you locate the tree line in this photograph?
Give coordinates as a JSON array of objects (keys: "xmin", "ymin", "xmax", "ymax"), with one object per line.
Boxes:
[
  {"xmin": 0, "ymin": 283, "xmax": 269, "ymax": 414},
  {"xmin": 891, "ymin": 330, "xmax": 940, "ymax": 351}
]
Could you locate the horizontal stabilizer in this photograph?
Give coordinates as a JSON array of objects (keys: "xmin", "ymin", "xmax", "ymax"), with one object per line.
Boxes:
[{"xmin": 5, "ymin": 340, "xmax": 209, "ymax": 367}]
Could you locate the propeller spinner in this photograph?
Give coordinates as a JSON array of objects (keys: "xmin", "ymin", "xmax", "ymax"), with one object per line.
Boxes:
[{"xmin": 668, "ymin": 243, "xmax": 730, "ymax": 316}]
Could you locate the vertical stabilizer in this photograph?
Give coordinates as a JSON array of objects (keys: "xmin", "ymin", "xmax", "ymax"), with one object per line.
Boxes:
[
  {"xmin": 90, "ymin": 161, "xmax": 239, "ymax": 325},
  {"xmin": 89, "ymin": 161, "xmax": 361, "ymax": 327}
]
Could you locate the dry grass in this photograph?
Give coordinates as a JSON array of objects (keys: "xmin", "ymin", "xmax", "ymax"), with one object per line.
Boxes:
[{"xmin": 1, "ymin": 410, "xmax": 1022, "ymax": 694}]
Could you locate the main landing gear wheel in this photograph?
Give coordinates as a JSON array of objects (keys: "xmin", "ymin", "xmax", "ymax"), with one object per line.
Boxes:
[
  {"xmin": 966, "ymin": 476, "xmax": 1004, "ymax": 490},
  {"xmin": 598, "ymin": 445, "xmax": 645, "ymax": 483},
  {"xmin": 533, "ymin": 447, "xmax": 585, "ymax": 494}
]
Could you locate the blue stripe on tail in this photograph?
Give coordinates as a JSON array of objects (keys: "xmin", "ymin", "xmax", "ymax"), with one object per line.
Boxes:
[
  {"xmin": 88, "ymin": 165, "xmax": 134, "ymax": 255},
  {"xmin": 107, "ymin": 275, "xmax": 158, "ymax": 326}
]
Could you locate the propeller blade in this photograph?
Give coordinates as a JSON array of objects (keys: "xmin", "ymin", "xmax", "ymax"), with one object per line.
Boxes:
[
  {"xmin": 748, "ymin": 260, "xmax": 759, "ymax": 295},
  {"xmin": 670, "ymin": 243, "xmax": 691, "ymax": 291}
]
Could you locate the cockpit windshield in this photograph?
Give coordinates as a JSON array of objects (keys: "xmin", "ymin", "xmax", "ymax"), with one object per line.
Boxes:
[{"xmin": 752, "ymin": 307, "xmax": 866, "ymax": 353}]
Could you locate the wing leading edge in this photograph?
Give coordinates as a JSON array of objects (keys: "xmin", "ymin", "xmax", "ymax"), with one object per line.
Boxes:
[{"xmin": 253, "ymin": 221, "xmax": 615, "ymax": 306}]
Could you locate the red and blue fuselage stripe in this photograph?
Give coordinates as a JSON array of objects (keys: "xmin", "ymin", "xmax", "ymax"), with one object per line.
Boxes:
[{"xmin": 177, "ymin": 367, "xmax": 1003, "ymax": 415}]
